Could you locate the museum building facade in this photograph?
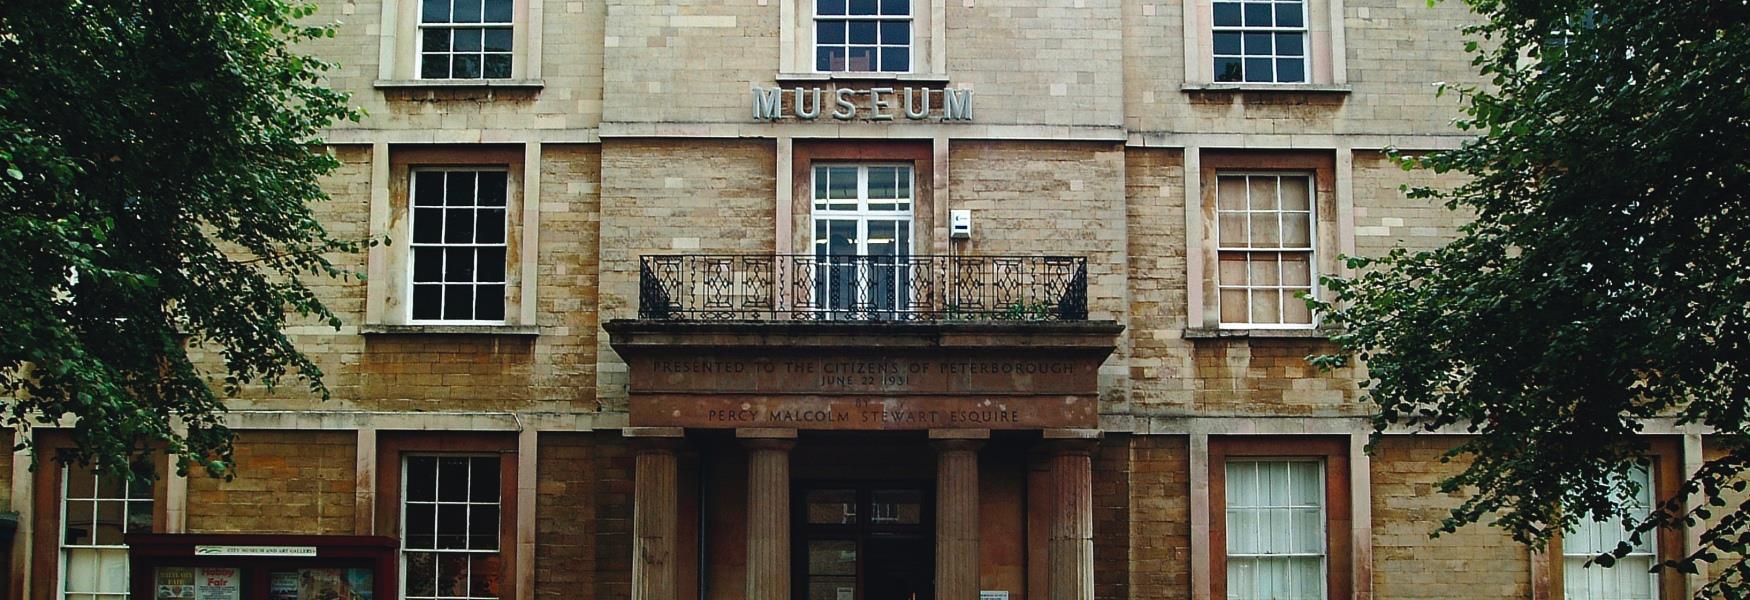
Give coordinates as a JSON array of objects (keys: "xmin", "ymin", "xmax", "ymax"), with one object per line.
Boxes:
[{"xmin": 0, "ymin": 0, "xmax": 1727, "ymax": 599}]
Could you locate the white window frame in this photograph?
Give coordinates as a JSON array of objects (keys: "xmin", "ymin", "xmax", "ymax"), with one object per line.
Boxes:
[
  {"xmin": 58, "ymin": 466, "xmax": 150, "ymax": 600},
  {"xmin": 1562, "ymin": 466, "xmax": 1660, "ymax": 600},
  {"xmin": 406, "ymin": 168, "xmax": 512, "ymax": 326},
  {"xmin": 810, "ymin": 163, "xmax": 916, "ymax": 313},
  {"xmin": 1214, "ymin": 171, "xmax": 1318, "ymax": 330},
  {"xmin": 811, "ymin": 0, "xmax": 914, "ymax": 73},
  {"xmin": 415, "ymin": 0, "xmax": 515, "ymax": 80},
  {"xmin": 399, "ymin": 454, "xmax": 505, "ymax": 600},
  {"xmin": 1211, "ymin": 0, "xmax": 1311, "ymax": 84},
  {"xmin": 1224, "ymin": 458, "xmax": 1328, "ymax": 600}
]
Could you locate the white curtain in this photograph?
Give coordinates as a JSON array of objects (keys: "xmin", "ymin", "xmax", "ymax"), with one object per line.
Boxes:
[
  {"xmin": 62, "ymin": 547, "xmax": 130, "ymax": 600},
  {"xmin": 1226, "ymin": 460, "xmax": 1326, "ymax": 600},
  {"xmin": 1564, "ymin": 466, "xmax": 1657, "ymax": 600}
]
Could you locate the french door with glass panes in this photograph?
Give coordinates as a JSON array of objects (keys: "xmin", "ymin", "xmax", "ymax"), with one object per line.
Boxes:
[
  {"xmin": 796, "ymin": 483, "xmax": 934, "ymax": 600},
  {"xmin": 811, "ymin": 164, "xmax": 913, "ymax": 317}
]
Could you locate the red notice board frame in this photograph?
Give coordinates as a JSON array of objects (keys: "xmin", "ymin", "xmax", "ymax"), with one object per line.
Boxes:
[{"xmin": 126, "ymin": 534, "xmax": 397, "ymax": 599}]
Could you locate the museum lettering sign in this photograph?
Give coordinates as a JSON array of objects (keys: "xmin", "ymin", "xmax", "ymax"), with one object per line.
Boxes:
[{"xmin": 752, "ymin": 86, "xmax": 973, "ymax": 122}]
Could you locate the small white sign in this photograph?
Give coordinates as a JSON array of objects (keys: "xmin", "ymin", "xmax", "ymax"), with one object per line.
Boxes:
[
  {"xmin": 193, "ymin": 545, "xmax": 318, "ymax": 557},
  {"xmin": 980, "ymin": 592, "xmax": 1010, "ymax": 600}
]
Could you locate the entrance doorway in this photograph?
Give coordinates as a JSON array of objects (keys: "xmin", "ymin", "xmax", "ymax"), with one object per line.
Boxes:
[{"xmin": 795, "ymin": 483, "xmax": 934, "ymax": 600}]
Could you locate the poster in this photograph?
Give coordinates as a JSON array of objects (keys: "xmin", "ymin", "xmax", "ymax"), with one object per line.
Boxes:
[
  {"xmin": 196, "ymin": 568, "xmax": 241, "ymax": 600},
  {"xmin": 155, "ymin": 567, "xmax": 196, "ymax": 600},
  {"xmin": 296, "ymin": 568, "xmax": 374, "ymax": 600},
  {"xmin": 270, "ymin": 572, "xmax": 300, "ymax": 600}
]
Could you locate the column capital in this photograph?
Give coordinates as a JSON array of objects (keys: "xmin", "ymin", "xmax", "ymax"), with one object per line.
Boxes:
[{"xmin": 625, "ymin": 427, "xmax": 685, "ymax": 454}]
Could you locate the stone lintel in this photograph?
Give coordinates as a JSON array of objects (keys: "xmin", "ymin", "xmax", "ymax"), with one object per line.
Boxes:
[
  {"xmin": 622, "ymin": 426, "xmax": 686, "ymax": 438},
  {"xmin": 735, "ymin": 427, "xmax": 799, "ymax": 440},
  {"xmin": 928, "ymin": 428, "xmax": 991, "ymax": 440}
]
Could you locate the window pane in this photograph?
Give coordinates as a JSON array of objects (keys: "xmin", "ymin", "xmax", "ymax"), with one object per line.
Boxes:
[
  {"xmin": 1243, "ymin": 32, "xmax": 1272, "ymax": 55},
  {"xmin": 807, "ymin": 489, "xmax": 858, "ymax": 524},
  {"xmin": 413, "ymin": 285, "xmax": 444, "ymax": 320},
  {"xmin": 469, "ymin": 553, "xmax": 503, "ymax": 598},
  {"xmin": 94, "ymin": 500, "xmax": 124, "ymax": 544},
  {"xmin": 423, "ymin": 28, "xmax": 452, "ymax": 52},
  {"xmin": 1280, "ymin": 176, "xmax": 1310, "ymax": 210},
  {"xmin": 1251, "ymin": 289, "xmax": 1281, "ymax": 324},
  {"xmin": 444, "ymin": 172, "xmax": 476, "ymax": 205},
  {"xmin": 127, "ymin": 500, "xmax": 153, "ymax": 534},
  {"xmin": 475, "ymin": 248, "xmax": 506, "ymax": 284},
  {"xmin": 437, "ymin": 504, "xmax": 468, "ymax": 549},
  {"xmin": 1227, "ymin": 509, "xmax": 1257, "ymax": 554},
  {"xmin": 1282, "ymin": 212, "xmax": 1311, "ymax": 247},
  {"xmin": 445, "ymin": 208, "xmax": 476, "ymax": 243},
  {"xmin": 406, "ymin": 503, "xmax": 436, "ymax": 549},
  {"xmin": 1276, "ymin": 33, "xmax": 1305, "ymax": 56},
  {"xmin": 881, "ymin": 0, "xmax": 908, "ymax": 15},
  {"xmin": 1218, "ymin": 253, "xmax": 1248, "ymax": 287},
  {"xmin": 484, "ymin": 0, "xmax": 512, "ymax": 22},
  {"xmin": 1217, "ymin": 213, "xmax": 1247, "ymax": 248},
  {"xmin": 444, "ymin": 286, "xmax": 474, "ymax": 320},
  {"xmin": 808, "ymin": 540, "xmax": 858, "ymax": 575},
  {"xmin": 817, "ymin": 46, "xmax": 846, "ymax": 71},
  {"xmin": 1243, "ymin": 2, "xmax": 1271, "ymax": 26},
  {"xmin": 1291, "ymin": 508, "xmax": 1322, "ymax": 553},
  {"xmin": 421, "ymin": 0, "xmax": 451, "ymax": 22},
  {"xmin": 1249, "ymin": 214, "xmax": 1281, "ymax": 247},
  {"xmin": 871, "ymin": 489, "xmax": 923, "ymax": 524},
  {"xmin": 470, "ymin": 505, "xmax": 501, "ymax": 550},
  {"xmin": 849, "ymin": 0, "xmax": 878, "ymax": 14},
  {"xmin": 1244, "ymin": 58, "xmax": 1273, "ymax": 82},
  {"xmin": 1248, "ymin": 253, "xmax": 1280, "ymax": 287},
  {"xmin": 421, "ymin": 54, "xmax": 451, "ymax": 79},
  {"xmin": 848, "ymin": 21, "xmax": 877, "ymax": 44},
  {"xmin": 880, "ymin": 21, "xmax": 908, "ymax": 45},
  {"xmin": 1277, "ymin": 58, "xmax": 1306, "ymax": 83},
  {"xmin": 454, "ymin": 54, "xmax": 482, "ymax": 79},
  {"xmin": 818, "ymin": 0, "xmax": 845, "ymax": 15},
  {"xmin": 1220, "ymin": 289, "xmax": 1250, "ymax": 324},
  {"xmin": 882, "ymin": 47, "xmax": 909, "ymax": 72},
  {"xmin": 438, "ymin": 552, "xmax": 471, "ymax": 597},
  {"xmin": 1226, "ymin": 461, "xmax": 1258, "ymax": 505},
  {"xmin": 1281, "ymin": 253, "xmax": 1311, "ymax": 287},
  {"xmin": 1217, "ymin": 176, "xmax": 1247, "ymax": 210},
  {"xmin": 455, "ymin": 0, "xmax": 482, "ymax": 22},
  {"xmin": 867, "ymin": 167, "xmax": 896, "ymax": 200},
  {"xmin": 475, "ymin": 171, "xmax": 507, "ymax": 206},
  {"xmin": 817, "ymin": 21, "xmax": 845, "ymax": 44},
  {"xmin": 406, "ymin": 551, "xmax": 438, "ymax": 597},
  {"xmin": 1215, "ymin": 57, "xmax": 1243, "ymax": 82},
  {"xmin": 1213, "ymin": 1, "xmax": 1241, "ymax": 26},
  {"xmin": 1276, "ymin": 2, "xmax": 1305, "ymax": 27},
  {"xmin": 484, "ymin": 54, "xmax": 512, "ymax": 78},
  {"xmin": 827, "ymin": 167, "xmax": 858, "ymax": 200},
  {"xmin": 438, "ymin": 457, "xmax": 471, "ymax": 501},
  {"xmin": 475, "ymin": 208, "xmax": 507, "ymax": 244},
  {"xmin": 472, "ymin": 456, "xmax": 502, "ymax": 501},
  {"xmin": 1284, "ymin": 290, "xmax": 1313, "ymax": 323},
  {"xmin": 1214, "ymin": 32, "xmax": 1242, "ymax": 56},
  {"xmin": 475, "ymin": 285, "xmax": 506, "ymax": 321},
  {"xmin": 848, "ymin": 46, "xmax": 876, "ymax": 71},
  {"xmin": 64, "ymin": 499, "xmax": 94, "ymax": 545},
  {"xmin": 1247, "ymin": 177, "xmax": 1278, "ymax": 210},
  {"xmin": 444, "ymin": 247, "xmax": 476, "ymax": 283},
  {"xmin": 414, "ymin": 208, "xmax": 444, "ymax": 244}
]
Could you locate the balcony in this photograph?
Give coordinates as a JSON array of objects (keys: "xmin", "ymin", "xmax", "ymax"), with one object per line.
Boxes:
[{"xmin": 637, "ymin": 254, "xmax": 1089, "ymax": 322}]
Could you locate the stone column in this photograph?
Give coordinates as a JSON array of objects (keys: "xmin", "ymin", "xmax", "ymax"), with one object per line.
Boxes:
[
  {"xmin": 932, "ymin": 430, "xmax": 987, "ymax": 600},
  {"xmin": 1044, "ymin": 431, "xmax": 1098, "ymax": 600},
  {"xmin": 741, "ymin": 429, "xmax": 798, "ymax": 600},
  {"xmin": 629, "ymin": 428, "xmax": 685, "ymax": 600}
]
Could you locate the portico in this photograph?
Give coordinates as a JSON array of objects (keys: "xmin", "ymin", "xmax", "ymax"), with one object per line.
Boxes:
[{"xmin": 606, "ymin": 309, "xmax": 1121, "ymax": 600}]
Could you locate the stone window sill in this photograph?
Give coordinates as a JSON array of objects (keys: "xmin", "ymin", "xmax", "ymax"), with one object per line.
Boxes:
[
  {"xmin": 373, "ymin": 79, "xmax": 546, "ymax": 90},
  {"xmin": 775, "ymin": 72, "xmax": 951, "ymax": 86},
  {"xmin": 360, "ymin": 324, "xmax": 540, "ymax": 336},
  {"xmin": 1182, "ymin": 327, "xmax": 1332, "ymax": 340},
  {"xmin": 1180, "ymin": 83, "xmax": 1352, "ymax": 95}
]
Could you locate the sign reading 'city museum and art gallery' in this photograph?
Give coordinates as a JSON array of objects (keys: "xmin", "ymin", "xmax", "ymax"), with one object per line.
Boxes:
[{"xmin": 752, "ymin": 86, "xmax": 973, "ymax": 122}]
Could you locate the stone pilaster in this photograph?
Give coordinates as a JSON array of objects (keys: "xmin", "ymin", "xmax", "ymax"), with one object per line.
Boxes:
[
  {"xmin": 932, "ymin": 430, "xmax": 987, "ymax": 600},
  {"xmin": 741, "ymin": 429, "xmax": 798, "ymax": 600},
  {"xmin": 1045, "ymin": 432, "xmax": 1098, "ymax": 600},
  {"xmin": 629, "ymin": 428, "xmax": 684, "ymax": 600}
]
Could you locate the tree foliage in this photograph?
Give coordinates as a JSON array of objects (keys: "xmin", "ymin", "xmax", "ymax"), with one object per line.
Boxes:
[
  {"xmin": 1, "ymin": 0, "xmax": 359, "ymax": 480},
  {"xmin": 1315, "ymin": 0, "xmax": 1750, "ymax": 594}
]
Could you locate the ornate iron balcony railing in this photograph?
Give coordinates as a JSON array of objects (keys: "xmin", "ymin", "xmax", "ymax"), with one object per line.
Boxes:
[{"xmin": 638, "ymin": 254, "xmax": 1089, "ymax": 321}]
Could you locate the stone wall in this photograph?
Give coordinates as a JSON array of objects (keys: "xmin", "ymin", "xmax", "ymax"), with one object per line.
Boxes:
[
  {"xmin": 1370, "ymin": 436, "xmax": 1531, "ymax": 599},
  {"xmin": 184, "ymin": 431, "xmax": 357, "ymax": 534}
]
